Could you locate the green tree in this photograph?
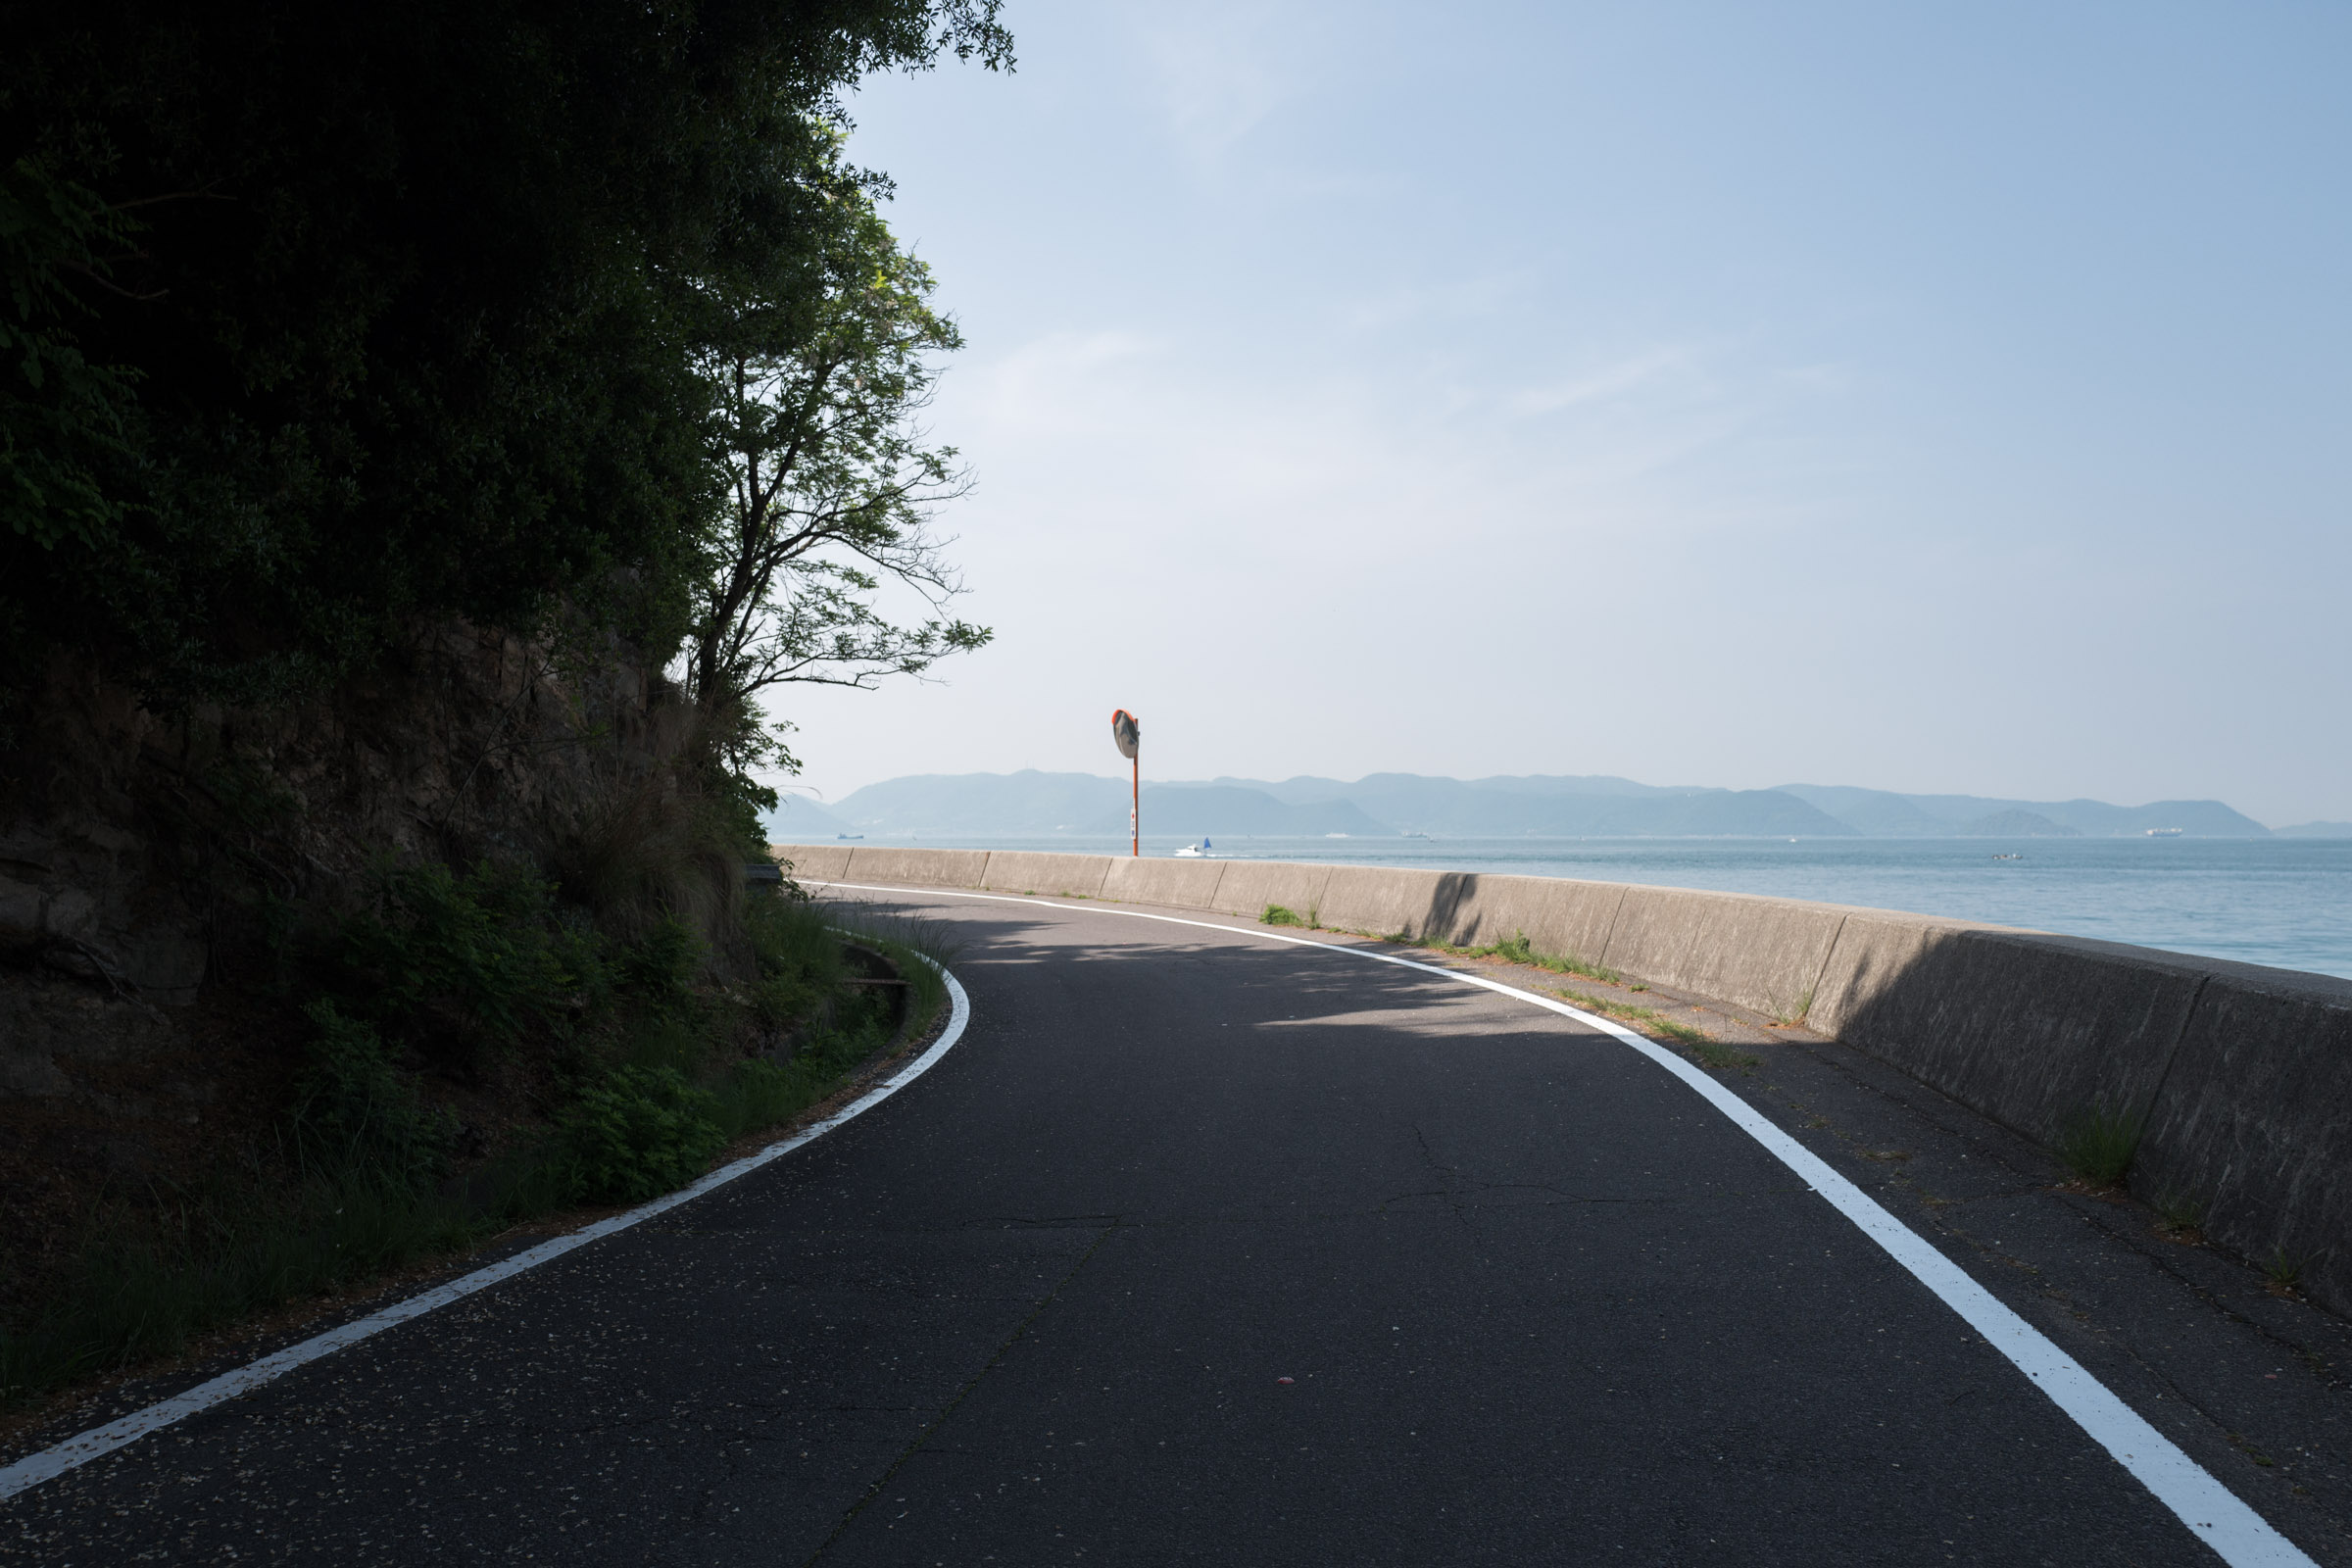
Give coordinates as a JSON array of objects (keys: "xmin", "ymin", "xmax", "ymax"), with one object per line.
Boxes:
[{"xmin": 683, "ymin": 141, "xmax": 992, "ymax": 801}]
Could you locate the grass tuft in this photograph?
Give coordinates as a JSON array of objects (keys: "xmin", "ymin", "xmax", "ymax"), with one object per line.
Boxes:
[
  {"xmin": 2264, "ymin": 1250, "xmax": 2307, "ymax": 1294},
  {"xmin": 1552, "ymin": 987, "xmax": 1754, "ymax": 1069},
  {"xmin": 2057, "ymin": 1105, "xmax": 2143, "ymax": 1187},
  {"xmin": 1261, "ymin": 904, "xmax": 1309, "ymax": 927},
  {"xmin": 2153, "ymin": 1189, "xmax": 2206, "ymax": 1241},
  {"xmin": 1686, "ymin": 1037, "xmax": 1763, "ymax": 1073},
  {"xmin": 1389, "ymin": 929, "xmax": 1620, "ymax": 983}
]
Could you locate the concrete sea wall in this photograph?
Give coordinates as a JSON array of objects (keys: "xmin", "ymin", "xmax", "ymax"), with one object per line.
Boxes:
[{"xmin": 772, "ymin": 844, "xmax": 2352, "ymax": 1317}]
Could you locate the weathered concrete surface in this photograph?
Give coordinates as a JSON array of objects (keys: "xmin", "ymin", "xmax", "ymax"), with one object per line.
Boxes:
[
  {"xmin": 1208, "ymin": 860, "xmax": 1335, "ymax": 922},
  {"xmin": 1601, "ymin": 886, "xmax": 1848, "ymax": 1023},
  {"xmin": 770, "ymin": 844, "xmax": 854, "ymax": 882},
  {"xmin": 980, "ymin": 852, "xmax": 1112, "ymax": 899},
  {"xmin": 1315, "ymin": 865, "xmax": 1450, "ymax": 937},
  {"xmin": 2136, "ymin": 964, "xmax": 2352, "ymax": 1316},
  {"xmin": 1806, "ymin": 908, "xmax": 1974, "ymax": 1039},
  {"xmin": 1098, "ymin": 858, "xmax": 1229, "ymax": 909},
  {"xmin": 1443, "ymin": 875, "xmax": 1626, "ymax": 965},
  {"xmin": 846, "ymin": 846, "xmax": 990, "ymax": 889},
  {"xmin": 1826, "ymin": 926, "xmax": 2208, "ymax": 1149}
]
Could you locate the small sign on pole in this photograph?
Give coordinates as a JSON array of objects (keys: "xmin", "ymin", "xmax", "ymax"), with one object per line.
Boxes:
[{"xmin": 1110, "ymin": 710, "xmax": 1140, "ymax": 857}]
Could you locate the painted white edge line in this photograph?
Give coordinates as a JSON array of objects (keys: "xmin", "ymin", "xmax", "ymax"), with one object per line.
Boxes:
[
  {"xmin": 815, "ymin": 879, "xmax": 2314, "ymax": 1568},
  {"xmin": 0, "ymin": 958, "xmax": 972, "ymax": 1505}
]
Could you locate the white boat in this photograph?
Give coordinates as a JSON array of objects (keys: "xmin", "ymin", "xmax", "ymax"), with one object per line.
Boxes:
[{"xmin": 1173, "ymin": 839, "xmax": 1215, "ymax": 858}]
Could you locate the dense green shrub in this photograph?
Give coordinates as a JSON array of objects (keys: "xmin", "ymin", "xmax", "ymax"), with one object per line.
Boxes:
[
  {"xmin": 336, "ymin": 858, "xmax": 592, "ymax": 1066},
  {"xmin": 618, "ymin": 915, "xmax": 706, "ymax": 1014},
  {"xmin": 554, "ymin": 1065, "xmax": 727, "ymax": 1205},
  {"xmin": 292, "ymin": 1001, "xmax": 456, "ymax": 1190}
]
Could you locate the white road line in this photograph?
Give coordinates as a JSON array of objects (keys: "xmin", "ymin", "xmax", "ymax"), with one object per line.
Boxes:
[
  {"xmin": 0, "ymin": 961, "xmax": 972, "ymax": 1504},
  {"xmin": 816, "ymin": 879, "xmax": 2317, "ymax": 1568}
]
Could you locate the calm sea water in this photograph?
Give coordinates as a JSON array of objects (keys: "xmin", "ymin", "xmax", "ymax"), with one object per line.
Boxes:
[{"xmin": 845, "ymin": 834, "xmax": 2352, "ymax": 980}]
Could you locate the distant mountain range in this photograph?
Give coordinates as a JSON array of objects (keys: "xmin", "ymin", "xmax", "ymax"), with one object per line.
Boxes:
[{"xmin": 765, "ymin": 771, "xmax": 2283, "ymax": 841}]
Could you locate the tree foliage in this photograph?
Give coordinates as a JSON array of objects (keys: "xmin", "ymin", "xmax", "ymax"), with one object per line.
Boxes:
[
  {"xmin": 685, "ymin": 131, "xmax": 991, "ymax": 793},
  {"xmin": 0, "ymin": 0, "xmax": 1008, "ymax": 713},
  {"xmin": 0, "ymin": 157, "xmax": 140, "ymax": 559}
]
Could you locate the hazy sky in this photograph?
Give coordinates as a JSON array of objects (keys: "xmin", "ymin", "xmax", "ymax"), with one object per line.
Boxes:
[{"xmin": 768, "ymin": 0, "xmax": 2350, "ymax": 826}]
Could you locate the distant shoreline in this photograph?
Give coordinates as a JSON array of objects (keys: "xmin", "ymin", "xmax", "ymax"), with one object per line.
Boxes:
[{"xmin": 769, "ymin": 770, "xmax": 2321, "ymax": 844}]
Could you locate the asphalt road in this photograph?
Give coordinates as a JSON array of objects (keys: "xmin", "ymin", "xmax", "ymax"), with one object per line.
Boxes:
[{"xmin": 1, "ymin": 891, "xmax": 2329, "ymax": 1564}]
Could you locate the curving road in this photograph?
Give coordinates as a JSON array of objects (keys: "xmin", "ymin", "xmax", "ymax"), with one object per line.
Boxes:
[{"xmin": 3, "ymin": 888, "xmax": 2339, "ymax": 1565}]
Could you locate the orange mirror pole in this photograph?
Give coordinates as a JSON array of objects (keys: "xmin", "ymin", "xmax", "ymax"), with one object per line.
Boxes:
[{"xmin": 1110, "ymin": 710, "xmax": 1142, "ymax": 858}]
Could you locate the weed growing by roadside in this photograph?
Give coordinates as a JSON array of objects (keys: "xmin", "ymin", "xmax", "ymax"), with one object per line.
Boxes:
[
  {"xmin": 1551, "ymin": 986, "xmax": 1753, "ymax": 1069},
  {"xmin": 1396, "ymin": 929, "xmax": 1621, "ymax": 983},
  {"xmin": 2153, "ymin": 1189, "xmax": 2206, "ymax": 1242},
  {"xmin": 825, "ymin": 906, "xmax": 956, "ymax": 1027},
  {"xmin": 2265, "ymin": 1250, "xmax": 2307, "ymax": 1295},
  {"xmin": 2058, "ymin": 1106, "xmax": 2143, "ymax": 1187},
  {"xmin": 1261, "ymin": 904, "xmax": 1308, "ymax": 927},
  {"xmin": 710, "ymin": 1058, "xmax": 810, "ymax": 1140},
  {"xmin": 1685, "ymin": 1037, "xmax": 1763, "ymax": 1072}
]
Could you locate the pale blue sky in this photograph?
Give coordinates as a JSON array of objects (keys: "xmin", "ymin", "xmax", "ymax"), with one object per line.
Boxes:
[{"xmin": 771, "ymin": 0, "xmax": 2350, "ymax": 826}]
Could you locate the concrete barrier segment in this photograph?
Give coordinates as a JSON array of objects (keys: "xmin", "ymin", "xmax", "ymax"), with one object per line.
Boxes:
[
  {"xmin": 1314, "ymin": 864, "xmax": 1451, "ymax": 938},
  {"xmin": 979, "ymin": 852, "xmax": 1113, "ymax": 899},
  {"xmin": 1601, "ymin": 885, "xmax": 1848, "ymax": 1023},
  {"xmin": 2133, "ymin": 965, "xmax": 2352, "ymax": 1318},
  {"xmin": 1209, "ymin": 861, "xmax": 1335, "ymax": 922},
  {"xmin": 1806, "ymin": 908, "xmax": 1973, "ymax": 1040},
  {"xmin": 1827, "ymin": 926, "xmax": 2209, "ymax": 1150},
  {"xmin": 845, "ymin": 846, "xmax": 990, "ymax": 889},
  {"xmin": 768, "ymin": 844, "xmax": 853, "ymax": 883},
  {"xmin": 1098, "ymin": 858, "xmax": 1229, "ymax": 909},
  {"xmin": 1443, "ymin": 875, "xmax": 1627, "ymax": 967}
]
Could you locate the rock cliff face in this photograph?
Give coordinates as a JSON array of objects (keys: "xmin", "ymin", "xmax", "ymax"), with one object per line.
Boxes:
[{"xmin": 0, "ymin": 622, "xmax": 673, "ymax": 1112}]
